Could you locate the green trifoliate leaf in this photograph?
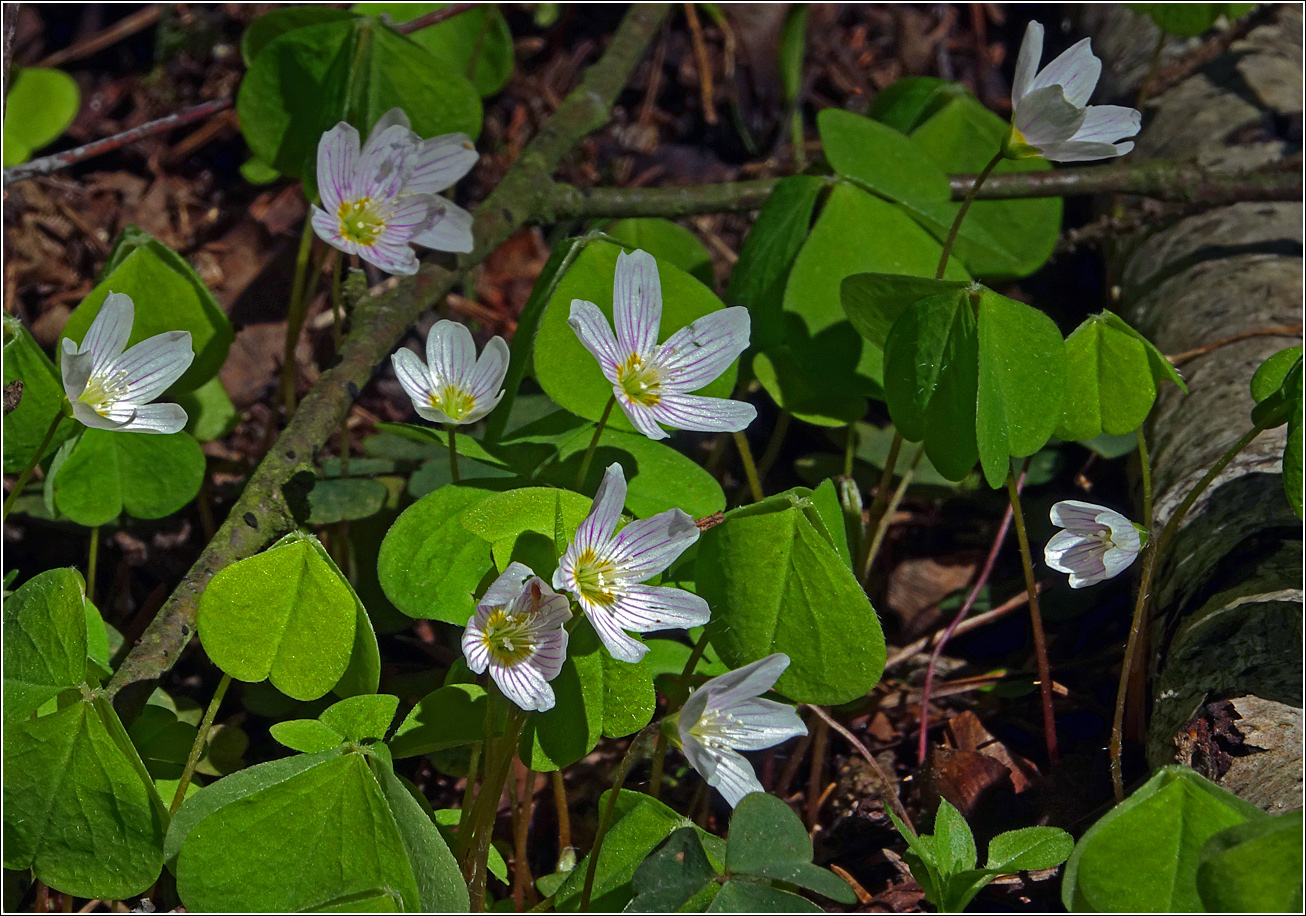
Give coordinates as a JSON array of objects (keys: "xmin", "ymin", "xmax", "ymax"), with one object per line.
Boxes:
[
  {"xmin": 1196, "ymin": 809, "xmax": 1303, "ymax": 913},
  {"xmin": 819, "ymin": 108, "xmax": 951, "ymax": 212},
  {"xmin": 2, "ymin": 314, "xmax": 76, "ymax": 474},
  {"xmin": 53, "ymin": 428, "xmax": 206, "ymax": 527},
  {"xmin": 604, "ymin": 218, "xmax": 714, "ymax": 288}
]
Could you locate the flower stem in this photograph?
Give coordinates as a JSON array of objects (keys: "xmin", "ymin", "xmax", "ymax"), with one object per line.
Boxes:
[
  {"xmin": 447, "ymin": 424, "xmax": 461, "ymax": 483},
  {"xmin": 936, "ymin": 150, "xmax": 1004, "ymax": 279},
  {"xmin": 575, "ymin": 396, "xmax": 616, "ymax": 491},
  {"xmin": 551, "ymin": 769, "xmax": 572, "ymax": 860},
  {"xmin": 858, "ymin": 431, "xmax": 904, "ymax": 581},
  {"xmin": 512, "ymin": 761, "xmax": 536, "ymax": 911},
  {"xmin": 756, "ymin": 410, "xmax": 792, "ymax": 481},
  {"xmin": 170, "ymin": 672, "xmax": 231, "ymax": 814},
  {"xmin": 648, "ymin": 628, "xmax": 712, "ymax": 798},
  {"xmin": 1138, "ymin": 429, "xmax": 1153, "ymax": 531},
  {"xmin": 2, "ymin": 410, "xmax": 63, "ymax": 522},
  {"xmin": 733, "ymin": 430, "xmax": 764, "ymax": 503},
  {"xmin": 580, "ymin": 725, "xmax": 659, "ymax": 912},
  {"xmin": 1110, "ymin": 423, "xmax": 1263, "ymax": 801},
  {"xmin": 281, "ymin": 223, "xmax": 317, "ymax": 419},
  {"xmin": 462, "ymin": 706, "xmax": 526, "ymax": 913},
  {"xmin": 331, "ymin": 254, "xmax": 350, "ymax": 477},
  {"xmin": 1006, "ymin": 469, "xmax": 1059, "ymax": 764},
  {"xmin": 458, "ymin": 741, "xmax": 482, "ymax": 834},
  {"xmin": 87, "ymin": 526, "xmax": 100, "ymax": 605}
]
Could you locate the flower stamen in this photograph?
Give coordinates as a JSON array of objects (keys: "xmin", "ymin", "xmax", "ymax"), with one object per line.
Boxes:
[
  {"xmin": 479, "ymin": 608, "xmax": 537, "ymax": 667},
  {"xmin": 571, "ymin": 547, "xmax": 620, "ymax": 607},
  {"xmin": 616, "ymin": 353, "xmax": 662, "ymax": 407},
  {"xmin": 337, "ymin": 198, "xmax": 385, "ymax": 246}
]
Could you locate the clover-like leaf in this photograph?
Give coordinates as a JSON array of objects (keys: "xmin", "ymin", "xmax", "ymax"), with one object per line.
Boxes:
[
  {"xmin": 3, "ymin": 67, "xmax": 79, "ymax": 166},
  {"xmin": 2, "ymin": 315, "xmax": 76, "ymax": 474},
  {"xmin": 53, "ymin": 429, "xmax": 206, "ymax": 527},
  {"xmin": 726, "ymin": 792, "xmax": 857, "ymax": 904}
]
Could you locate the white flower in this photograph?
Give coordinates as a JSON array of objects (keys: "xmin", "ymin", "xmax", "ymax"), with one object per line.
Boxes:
[
  {"xmin": 1044, "ymin": 500, "xmax": 1143, "ymax": 588},
  {"xmin": 462, "ymin": 562, "xmax": 571, "ymax": 713},
  {"xmin": 391, "ymin": 320, "xmax": 509, "ymax": 425},
  {"xmin": 553, "ymin": 462, "xmax": 709, "ymax": 663},
  {"xmin": 60, "ymin": 291, "xmax": 194, "ymax": 434},
  {"xmin": 672, "ymin": 653, "xmax": 807, "ymax": 808},
  {"xmin": 1006, "ymin": 21, "xmax": 1141, "ymax": 162},
  {"xmin": 311, "ymin": 108, "xmax": 477, "ymax": 275},
  {"xmin": 568, "ymin": 248, "xmax": 756, "ymax": 440}
]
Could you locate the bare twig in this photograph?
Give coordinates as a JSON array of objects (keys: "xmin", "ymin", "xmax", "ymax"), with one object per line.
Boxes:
[
  {"xmin": 37, "ymin": 5, "xmax": 161, "ymax": 67},
  {"xmin": 883, "ymin": 583, "xmax": 1045, "ymax": 671},
  {"xmin": 3, "ymin": 97, "xmax": 233, "ymax": 186},
  {"xmin": 393, "ymin": 3, "xmax": 478, "ymax": 35},
  {"xmin": 1167, "ymin": 325, "xmax": 1303, "ymax": 367},
  {"xmin": 803, "ymin": 704, "xmax": 914, "ymax": 832}
]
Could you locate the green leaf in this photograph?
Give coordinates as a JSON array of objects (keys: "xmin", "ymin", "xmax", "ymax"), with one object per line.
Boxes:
[
  {"xmin": 605, "ymin": 218, "xmax": 714, "ymax": 288},
  {"xmin": 4, "ymin": 695, "xmax": 168, "ymax": 899},
  {"xmin": 2, "ymin": 314, "xmax": 76, "ymax": 473},
  {"xmin": 377, "ymin": 483, "xmax": 499, "ymax": 622},
  {"xmin": 241, "ymin": 6, "xmax": 360, "ymax": 63},
  {"xmin": 1197, "ymin": 809, "xmax": 1303, "ymax": 913},
  {"xmin": 319, "ymin": 693, "xmax": 399, "ymax": 742},
  {"xmin": 866, "ymin": 76, "xmax": 971, "ymax": 134},
  {"xmin": 809, "ymin": 478, "xmax": 852, "ymax": 568},
  {"xmin": 1128, "ymin": 3, "xmax": 1254, "ymax": 36},
  {"xmin": 369, "ymin": 758, "xmax": 469, "ymax": 911},
  {"xmin": 431, "ymin": 809, "xmax": 509, "ymax": 883},
  {"xmin": 752, "ymin": 342, "xmax": 869, "ymax": 427},
  {"xmin": 1285, "ymin": 409, "xmax": 1302, "ymax": 519},
  {"xmin": 726, "ymin": 792, "xmax": 857, "ymax": 904},
  {"xmin": 974, "ymin": 287, "xmax": 1066, "ymax": 487},
  {"xmin": 269, "ymin": 718, "xmax": 344, "ymax": 753},
  {"xmin": 239, "ymin": 156, "xmax": 283, "ymax": 185},
  {"xmin": 882, "ymin": 289, "xmax": 979, "ymax": 481},
  {"xmin": 311, "ymin": 538, "xmax": 382, "ymax": 700},
  {"xmin": 697, "ymin": 488, "xmax": 886, "ymax": 704},
  {"xmin": 128, "ymin": 704, "xmax": 198, "ymax": 779},
  {"xmin": 899, "ymin": 95, "xmax": 1061, "ymax": 279},
  {"xmin": 62, "ymin": 227, "xmax": 234, "ymax": 392},
  {"xmin": 308, "ymin": 476, "xmax": 389, "ymax": 524},
  {"xmin": 932, "ymin": 798, "xmax": 978, "ymax": 875},
  {"xmin": 388, "ymin": 683, "xmax": 493, "ymax": 757},
  {"xmin": 534, "ymin": 240, "xmax": 738, "ymax": 432},
  {"xmin": 840, "ymin": 271, "xmax": 971, "ymax": 350},
  {"xmin": 354, "ymin": 3, "xmax": 514, "ymax": 97},
  {"xmin": 555, "ymin": 791, "xmax": 725, "ymax": 912},
  {"xmin": 1251, "ymin": 346, "xmax": 1303, "ymax": 403},
  {"xmin": 460, "ymin": 485, "xmax": 593, "ymax": 579},
  {"xmin": 1057, "ymin": 311, "xmax": 1186, "ymax": 441},
  {"xmin": 1062, "ymin": 765, "xmax": 1264, "ymax": 912},
  {"xmin": 2, "ymin": 67, "xmax": 79, "ymax": 166},
  {"xmin": 237, "ymin": 14, "xmax": 482, "ymax": 183},
  {"xmin": 885, "ymin": 806, "xmax": 943, "ymax": 903},
  {"xmin": 725, "ymin": 175, "xmax": 827, "ymax": 352},
  {"xmin": 176, "ymin": 376, "xmax": 240, "ymax": 442},
  {"xmin": 983, "ymin": 826, "xmax": 1074, "ymax": 872},
  {"xmin": 628, "ymin": 827, "xmax": 719, "ymax": 912},
  {"xmin": 197, "ymin": 531, "xmax": 357, "ymax": 701},
  {"xmin": 53, "ymin": 428, "xmax": 206, "ymax": 527},
  {"xmin": 708, "ymin": 880, "xmax": 823, "ymax": 913},
  {"xmin": 2, "ymin": 569, "xmax": 88, "ymax": 721},
  {"xmin": 819, "ymin": 109, "xmax": 951, "ymax": 211}
]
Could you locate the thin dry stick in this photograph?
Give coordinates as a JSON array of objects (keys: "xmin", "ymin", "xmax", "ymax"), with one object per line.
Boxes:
[
  {"xmin": 683, "ymin": 3, "xmax": 717, "ymax": 124},
  {"xmin": 1167, "ymin": 324, "xmax": 1302, "ymax": 367},
  {"xmin": 512, "ymin": 761, "xmax": 536, "ymax": 911},
  {"xmin": 804, "ymin": 715, "xmax": 829, "ymax": 829},
  {"xmin": 392, "ymin": 3, "xmax": 479, "ymax": 34},
  {"xmin": 551, "ymin": 770, "xmax": 571, "ymax": 859},
  {"xmin": 916, "ymin": 474, "xmax": 1021, "ymax": 766},
  {"xmin": 1007, "ymin": 471, "xmax": 1060, "ymax": 764},
  {"xmin": 803, "ymin": 704, "xmax": 914, "ymax": 833},
  {"xmin": 38, "ymin": 5, "xmax": 161, "ymax": 66},
  {"xmin": 883, "ymin": 584, "xmax": 1043, "ymax": 671}
]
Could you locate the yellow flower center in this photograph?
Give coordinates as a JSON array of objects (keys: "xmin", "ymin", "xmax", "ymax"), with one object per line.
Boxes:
[
  {"xmin": 1002, "ymin": 125, "xmax": 1041, "ymax": 160},
  {"xmin": 429, "ymin": 384, "xmax": 476, "ymax": 421},
  {"xmin": 78, "ymin": 368, "xmax": 130, "ymax": 416},
  {"xmin": 572, "ymin": 547, "xmax": 620, "ymax": 607},
  {"xmin": 616, "ymin": 353, "xmax": 662, "ymax": 406},
  {"xmin": 480, "ymin": 608, "xmax": 536, "ymax": 667},
  {"xmin": 337, "ymin": 198, "xmax": 385, "ymax": 246}
]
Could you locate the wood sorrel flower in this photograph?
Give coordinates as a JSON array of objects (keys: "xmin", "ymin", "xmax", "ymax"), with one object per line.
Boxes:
[
  {"xmin": 553, "ymin": 462, "xmax": 709, "ymax": 663},
  {"xmin": 1044, "ymin": 500, "xmax": 1143, "ymax": 588},
  {"xmin": 568, "ymin": 248, "xmax": 755, "ymax": 440},
  {"xmin": 669, "ymin": 653, "xmax": 806, "ymax": 808},
  {"xmin": 60, "ymin": 292, "xmax": 194, "ymax": 434},
  {"xmin": 391, "ymin": 320, "xmax": 509, "ymax": 425},
  {"xmin": 311, "ymin": 108, "xmax": 478, "ymax": 275},
  {"xmin": 462, "ymin": 562, "xmax": 571, "ymax": 712},
  {"xmin": 1005, "ymin": 21, "xmax": 1141, "ymax": 162}
]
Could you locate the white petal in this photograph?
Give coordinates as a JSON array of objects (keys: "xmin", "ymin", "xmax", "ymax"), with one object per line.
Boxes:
[
  {"xmin": 680, "ymin": 687, "xmax": 710, "ymax": 739},
  {"xmin": 414, "ymin": 402, "xmax": 457, "ymax": 425},
  {"xmin": 1037, "ymin": 139, "xmax": 1134, "ymax": 162},
  {"xmin": 607, "ymin": 584, "xmax": 710, "ymax": 634},
  {"xmin": 406, "ymin": 133, "xmax": 478, "ymax": 195},
  {"xmin": 381, "ymin": 195, "xmax": 439, "ymax": 239},
  {"xmin": 1069, "ymin": 105, "xmax": 1142, "ymax": 145},
  {"xmin": 574, "ymin": 462, "xmax": 626, "ymax": 553},
  {"xmin": 1015, "ymin": 84, "xmax": 1088, "ymax": 150},
  {"xmin": 1028, "ymin": 37, "xmax": 1101, "ymax": 107},
  {"xmin": 70, "ymin": 399, "xmax": 130, "ymax": 431},
  {"xmin": 1100, "ymin": 545, "xmax": 1139, "ymax": 581},
  {"xmin": 365, "ymin": 108, "xmax": 413, "ymax": 150},
  {"xmin": 615, "ymin": 395, "xmax": 670, "ymax": 440},
  {"xmin": 392, "ymin": 347, "xmax": 434, "ymax": 411},
  {"xmin": 702, "ymin": 654, "xmax": 790, "ymax": 709},
  {"xmin": 310, "ymin": 204, "xmax": 350, "ymax": 251},
  {"xmin": 317, "ymin": 122, "xmax": 361, "ymax": 212},
  {"xmin": 648, "ymin": 392, "xmax": 757, "ymax": 434},
  {"xmin": 1044, "ymin": 530, "xmax": 1097, "ymax": 570},
  {"xmin": 612, "ymin": 249, "xmax": 662, "ymax": 358},
  {"xmin": 460, "ymin": 390, "xmax": 504, "ymax": 425},
  {"xmin": 61, "ymin": 346, "xmax": 92, "ymax": 401},
  {"xmin": 709, "ymin": 697, "xmax": 807, "ymax": 750},
  {"xmin": 410, "ymin": 201, "xmax": 474, "ymax": 254},
  {"xmin": 608, "ymin": 509, "xmax": 700, "ymax": 580},
  {"xmin": 584, "ymin": 606, "xmax": 648, "ymax": 663},
  {"xmin": 116, "ymin": 402, "xmax": 188, "ymax": 434},
  {"xmin": 360, "ymin": 237, "xmax": 419, "ymax": 275},
  {"xmin": 493, "ymin": 659, "xmax": 553, "ymax": 712},
  {"xmin": 480, "ymin": 562, "xmax": 537, "ymax": 608},
  {"xmin": 654, "ymin": 307, "xmax": 751, "ymax": 393},
  {"xmin": 692, "ymin": 743, "xmax": 763, "ymax": 809},
  {"xmin": 531, "ymin": 627, "xmax": 569, "ymax": 682},
  {"xmin": 115, "ymin": 331, "xmax": 195, "ymax": 404},
  {"xmin": 1050, "ymin": 499, "xmax": 1111, "ymax": 533},
  {"xmin": 1012, "ymin": 21, "xmax": 1044, "ymax": 105},
  {"xmin": 80, "ymin": 291, "xmax": 134, "ymax": 376},
  {"xmin": 425, "ymin": 319, "xmax": 478, "ymax": 392},
  {"xmin": 462, "ymin": 618, "xmax": 491, "ymax": 673},
  {"xmin": 465, "ymin": 336, "xmax": 510, "ymax": 403},
  {"xmin": 356, "ymin": 123, "xmax": 417, "ymax": 202},
  {"xmin": 1101, "ymin": 512, "xmax": 1142, "ymax": 554},
  {"xmin": 567, "ymin": 299, "xmax": 623, "ymax": 382}
]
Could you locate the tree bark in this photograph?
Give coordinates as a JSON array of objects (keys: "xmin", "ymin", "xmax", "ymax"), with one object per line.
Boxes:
[{"xmin": 1084, "ymin": 4, "xmax": 1303, "ymax": 813}]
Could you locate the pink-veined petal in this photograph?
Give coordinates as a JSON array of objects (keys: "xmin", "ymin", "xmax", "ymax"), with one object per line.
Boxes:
[
  {"xmin": 69, "ymin": 399, "xmax": 130, "ymax": 431},
  {"xmin": 465, "ymin": 336, "xmax": 510, "ymax": 402},
  {"xmin": 1101, "ymin": 512, "xmax": 1142, "ymax": 554},
  {"xmin": 317, "ymin": 122, "xmax": 361, "ymax": 212},
  {"xmin": 391, "ymin": 347, "xmax": 434, "ymax": 411},
  {"xmin": 493, "ymin": 660, "xmax": 554, "ymax": 712},
  {"xmin": 361, "ymin": 237, "xmax": 420, "ymax": 276},
  {"xmin": 364, "ymin": 108, "xmax": 413, "ymax": 154},
  {"xmin": 1101, "ymin": 544, "xmax": 1139, "ymax": 581},
  {"xmin": 460, "ymin": 391, "xmax": 504, "ymax": 425},
  {"xmin": 356, "ymin": 123, "xmax": 417, "ymax": 202},
  {"xmin": 1044, "ymin": 530, "xmax": 1099, "ymax": 569},
  {"xmin": 583, "ymin": 604, "xmax": 649, "ymax": 663},
  {"xmin": 425, "ymin": 320, "xmax": 478, "ymax": 391},
  {"xmin": 80, "ymin": 291, "xmax": 134, "ymax": 376},
  {"xmin": 702, "ymin": 745, "xmax": 763, "ymax": 808},
  {"xmin": 480, "ymin": 562, "xmax": 537, "ymax": 608},
  {"xmin": 612, "ymin": 249, "xmax": 662, "ymax": 358},
  {"xmin": 60, "ymin": 344, "xmax": 92, "ymax": 401},
  {"xmin": 606, "ymin": 583, "xmax": 709, "ymax": 633},
  {"xmin": 1050, "ymin": 499, "xmax": 1112, "ymax": 533},
  {"xmin": 406, "ymin": 133, "xmax": 478, "ymax": 194},
  {"xmin": 1012, "ymin": 20, "xmax": 1044, "ymax": 105},
  {"xmin": 654, "ymin": 306, "xmax": 750, "ymax": 393},
  {"xmin": 1015, "ymin": 84, "xmax": 1088, "ymax": 150},
  {"xmin": 115, "ymin": 331, "xmax": 194, "ymax": 404},
  {"xmin": 567, "ymin": 300, "xmax": 622, "ymax": 382},
  {"xmin": 531, "ymin": 626, "xmax": 569, "ymax": 681},
  {"xmin": 1069, "ymin": 105, "xmax": 1142, "ymax": 145},
  {"xmin": 648, "ymin": 392, "xmax": 756, "ymax": 434},
  {"xmin": 608, "ymin": 509, "xmax": 700, "ymax": 580},
  {"xmin": 1036, "ymin": 139, "xmax": 1134, "ymax": 162},
  {"xmin": 702, "ymin": 654, "xmax": 791, "ymax": 710},
  {"xmin": 116, "ymin": 402, "xmax": 188, "ymax": 434},
  {"xmin": 310, "ymin": 204, "xmax": 350, "ymax": 251},
  {"xmin": 615, "ymin": 395, "xmax": 670, "ymax": 440},
  {"xmin": 381, "ymin": 195, "xmax": 438, "ymax": 240},
  {"xmin": 1028, "ymin": 36, "xmax": 1100, "ymax": 107},
  {"xmin": 410, "ymin": 201, "xmax": 474, "ymax": 253},
  {"xmin": 708, "ymin": 697, "xmax": 807, "ymax": 750}
]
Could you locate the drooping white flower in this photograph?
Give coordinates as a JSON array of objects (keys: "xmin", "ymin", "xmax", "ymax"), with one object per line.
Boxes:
[
  {"xmin": 391, "ymin": 320, "xmax": 509, "ymax": 425},
  {"xmin": 462, "ymin": 562, "xmax": 571, "ymax": 713},
  {"xmin": 568, "ymin": 248, "xmax": 756, "ymax": 440},
  {"xmin": 553, "ymin": 462, "xmax": 708, "ymax": 663},
  {"xmin": 1005, "ymin": 21, "xmax": 1141, "ymax": 162},
  {"xmin": 1044, "ymin": 500, "xmax": 1143, "ymax": 588},
  {"xmin": 311, "ymin": 108, "xmax": 478, "ymax": 275},
  {"xmin": 60, "ymin": 292, "xmax": 194, "ymax": 434},
  {"xmin": 671, "ymin": 653, "xmax": 807, "ymax": 808}
]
